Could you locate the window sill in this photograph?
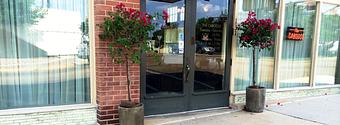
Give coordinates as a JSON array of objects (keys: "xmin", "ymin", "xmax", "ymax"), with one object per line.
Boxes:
[
  {"xmin": 231, "ymin": 85, "xmax": 340, "ymax": 95},
  {"xmin": 0, "ymin": 103, "xmax": 96, "ymax": 116}
]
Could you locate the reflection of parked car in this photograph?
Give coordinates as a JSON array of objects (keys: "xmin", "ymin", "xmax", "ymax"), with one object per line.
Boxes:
[
  {"xmin": 168, "ymin": 44, "xmax": 179, "ymax": 54},
  {"xmin": 196, "ymin": 41, "xmax": 215, "ymax": 54}
]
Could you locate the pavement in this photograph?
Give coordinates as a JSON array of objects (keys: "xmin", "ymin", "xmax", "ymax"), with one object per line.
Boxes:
[
  {"xmin": 146, "ymin": 94, "xmax": 340, "ymax": 125},
  {"xmin": 267, "ymin": 94, "xmax": 340, "ymax": 125}
]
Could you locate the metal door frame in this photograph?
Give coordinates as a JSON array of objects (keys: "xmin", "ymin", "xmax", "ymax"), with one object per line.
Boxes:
[{"xmin": 141, "ymin": 0, "xmax": 235, "ymax": 115}]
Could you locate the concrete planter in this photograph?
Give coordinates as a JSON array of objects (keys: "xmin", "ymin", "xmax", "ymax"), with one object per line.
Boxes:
[
  {"xmin": 245, "ymin": 86, "xmax": 266, "ymax": 113},
  {"xmin": 118, "ymin": 104, "xmax": 144, "ymax": 125}
]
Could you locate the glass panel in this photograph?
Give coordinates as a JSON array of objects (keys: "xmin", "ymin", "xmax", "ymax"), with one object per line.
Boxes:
[
  {"xmin": 146, "ymin": 0, "xmax": 185, "ymax": 96},
  {"xmin": 234, "ymin": 0, "xmax": 279, "ymax": 91},
  {"xmin": 279, "ymin": 1, "xmax": 316, "ymax": 88},
  {"xmin": 194, "ymin": 0, "xmax": 228, "ymax": 92},
  {"xmin": 315, "ymin": 3, "xmax": 340, "ymax": 86},
  {"xmin": 0, "ymin": 0, "xmax": 90, "ymax": 109}
]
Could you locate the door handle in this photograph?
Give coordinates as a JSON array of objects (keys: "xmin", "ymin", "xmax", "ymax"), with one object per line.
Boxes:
[{"xmin": 185, "ymin": 64, "xmax": 190, "ymax": 82}]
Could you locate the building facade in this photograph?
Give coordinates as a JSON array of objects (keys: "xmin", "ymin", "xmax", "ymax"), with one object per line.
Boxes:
[{"xmin": 0, "ymin": 0, "xmax": 339, "ymax": 124}]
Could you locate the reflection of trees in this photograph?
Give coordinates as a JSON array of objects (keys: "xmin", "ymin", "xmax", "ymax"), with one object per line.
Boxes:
[
  {"xmin": 163, "ymin": 22, "xmax": 179, "ymax": 29},
  {"xmin": 0, "ymin": 1, "xmax": 47, "ymax": 58},
  {"xmin": 0, "ymin": 0, "xmax": 47, "ymax": 25},
  {"xmin": 319, "ymin": 14, "xmax": 340, "ymax": 57},
  {"xmin": 150, "ymin": 22, "xmax": 179, "ymax": 49},
  {"xmin": 152, "ymin": 29, "xmax": 165, "ymax": 48}
]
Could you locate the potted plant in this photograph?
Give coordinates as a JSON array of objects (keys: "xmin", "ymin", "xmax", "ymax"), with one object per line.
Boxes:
[
  {"xmin": 237, "ymin": 11, "xmax": 280, "ymax": 112},
  {"xmin": 98, "ymin": 3, "xmax": 167, "ymax": 125}
]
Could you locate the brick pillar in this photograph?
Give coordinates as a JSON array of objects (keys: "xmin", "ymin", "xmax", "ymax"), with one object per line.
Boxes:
[{"xmin": 94, "ymin": 0, "xmax": 141, "ymax": 124}]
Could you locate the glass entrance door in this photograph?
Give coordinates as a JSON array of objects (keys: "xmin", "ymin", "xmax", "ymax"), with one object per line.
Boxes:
[
  {"xmin": 189, "ymin": 0, "xmax": 229, "ymax": 110},
  {"xmin": 143, "ymin": 0, "xmax": 187, "ymax": 115},
  {"xmin": 143, "ymin": 0, "xmax": 232, "ymax": 115}
]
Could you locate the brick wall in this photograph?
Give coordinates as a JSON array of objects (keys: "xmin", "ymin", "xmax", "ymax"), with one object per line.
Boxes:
[
  {"xmin": 0, "ymin": 107, "xmax": 96, "ymax": 125},
  {"xmin": 94, "ymin": 0, "xmax": 141, "ymax": 124}
]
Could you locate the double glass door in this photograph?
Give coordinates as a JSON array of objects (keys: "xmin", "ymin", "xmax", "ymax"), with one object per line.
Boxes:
[{"xmin": 142, "ymin": 0, "xmax": 232, "ymax": 115}]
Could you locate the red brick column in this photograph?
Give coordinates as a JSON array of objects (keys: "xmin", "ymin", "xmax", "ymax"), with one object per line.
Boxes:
[{"xmin": 94, "ymin": 0, "xmax": 141, "ymax": 124}]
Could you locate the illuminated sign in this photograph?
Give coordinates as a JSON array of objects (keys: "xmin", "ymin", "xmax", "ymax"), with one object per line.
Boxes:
[{"xmin": 286, "ymin": 27, "xmax": 304, "ymax": 41}]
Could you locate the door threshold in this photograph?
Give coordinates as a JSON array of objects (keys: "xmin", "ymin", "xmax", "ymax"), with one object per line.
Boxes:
[{"xmin": 145, "ymin": 107, "xmax": 239, "ymax": 125}]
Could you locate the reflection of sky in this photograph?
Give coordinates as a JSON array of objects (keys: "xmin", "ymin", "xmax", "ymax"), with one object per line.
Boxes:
[
  {"xmin": 33, "ymin": 0, "xmax": 88, "ymax": 20},
  {"xmin": 238, "ymin": 0, "xmax": 279, "ymax": 22},
  {"xmin": 146, "ymin": 0, "xmax": 185, "ymax": 30},
  {"xmin": 321, "ymin": 4, "xmax": 340, "ymax": 15},
  {"xmin": 146, "ymin": 0, "xmax": 228, "ymax": 21},
  {"xmin": 32, "ymin": 9, "xmax": 82, "ymax": 55},
  {"xmin": 196, "ymin": 0, "xmax": 228, "ymax": 19},
  {"xmin": 146, "ymin": 0, "xmax": 185, "ymax": 16},
  {"xmin": 29, "ymin": 0, "xmax": 88, "ymax": 55},
  {"xmin": 329, "ymin": 41, "xmax": 339, "ymax": 52}
]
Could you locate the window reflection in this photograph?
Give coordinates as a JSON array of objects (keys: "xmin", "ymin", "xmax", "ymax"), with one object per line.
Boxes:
[
  {"xmin": 279, "ymin": 1, "xmax": 316, "ymax": 88},
  {"xmin": 146, "ymin": 0, "xmax": 185, "ymax": 96},
  {"xmin": 0, "ymin": 0, "xmax": 90, "ymax": 109},
  {"xmin": 194, "ymin": 0, "xmax": 228, "ymax": 92},
  {"xmin": 316, "ymin": 3, "xmax": 340, "ymax": 86}
]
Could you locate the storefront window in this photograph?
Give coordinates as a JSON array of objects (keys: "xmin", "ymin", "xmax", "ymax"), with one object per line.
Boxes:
[
  {"xmin": 0, "ymin": 0, "xmax": 90, "ymax": 109},
  {"xmin": 315, "ymin": 3, "xmax": 340, "ymax": 86},
  {"xmin": 279, "ymin": 0, "xmax": 316, "ymax": 88},
  {"xmin": 234, "ymin": 0, "xmax": 279, "ymax": 91}
]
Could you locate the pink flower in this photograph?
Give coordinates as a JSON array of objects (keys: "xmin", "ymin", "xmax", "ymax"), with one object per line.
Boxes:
[
  {"xmin": 241, "ymin": 36, "xmax": 251, "ymax": 41},
  {"xmin": 266, "ymin": 18, "xmax": 272, "ymax": 23},
  {"xmin": 238, "ymin": 11, "xmax": 277, "ymax": 49},
  {"xmin": 128, "ymin": 8, "xmax": 135, "ymax": 14},
  {"xmin": 116, "ymin": 3, "xmax": 125, "ymax": 9},
  {"xmin": 128, "ymin": 8, "xmax": 136, "ymax": 19},
  {"xmin": 162, "ymin": 10, "xmax": 169, "ymax": 21},
  {"xmin": 270, "ymin": 24, "xmax": 277, "ymax": 31},
  {"xmin": 259, "ymin": 19, "xmax": 265, "ymax": 24},
  {"xmin": 248, "ymin": 11, "xmax": 256, "ymax": 17},
  {"xmin": 245, "ymin": 20, "xmax": 249, "ymax": 24},
  {"xmin": 146, "ymin": 14, "xmax": 152, "ymax": 24},
  {"xmin": 140, "ymin": 15, "xmax": 148, "ymax": 26}
]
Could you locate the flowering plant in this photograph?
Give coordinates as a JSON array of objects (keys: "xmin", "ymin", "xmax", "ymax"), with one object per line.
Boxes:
[
  {"xmin": 238, "ymin": 11, "xmax": 280, "ymax": 50},
  {"xmin": 237, "ymin": 11, "xmax": 280, "ymax": 87},
  {"xmin": 98, "ymin": 3, "xmax": 168, "ymax": 107}
]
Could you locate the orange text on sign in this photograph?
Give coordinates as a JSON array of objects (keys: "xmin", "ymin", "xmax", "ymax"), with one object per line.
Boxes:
[{"xmin": 287, "ymin": 32, "xmax": 304, "ymax": 40}]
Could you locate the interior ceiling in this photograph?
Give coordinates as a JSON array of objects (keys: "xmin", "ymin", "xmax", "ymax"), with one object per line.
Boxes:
[{"xmin": 150, "ymin": 0, "xmax": 181, "ymax": 3}]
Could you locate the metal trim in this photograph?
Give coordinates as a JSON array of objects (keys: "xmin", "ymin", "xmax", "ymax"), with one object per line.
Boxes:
[
  {"xmin": 274, "ymin": 0, "xmax": 286, "ymax": 90},
  {"xmin": 310, "ymin": 1, "xmax": 322, "ymax": 87},
  {"xmin": 143, "ymin": 94, "xmax": 186, "ymax": 99},
  {"xmin": 192, "ymin": 90, "xmax": 228, "ymax": 96}
]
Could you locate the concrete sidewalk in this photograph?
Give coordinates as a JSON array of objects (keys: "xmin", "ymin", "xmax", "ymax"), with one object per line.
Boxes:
[
  {"xmin": 162, "ymin": 110, "xmax": 320, "ymax": 125},
  {"xmin": 146, "ymin": 94, "xmax": 340, "ymax": 125},
  {"xmin": 146, "ymin": 110, "xmax": 320, "ymax": 125},
  {"xmin": 267, "ymin": 94, "xmax": 340, "ymax": 125}
]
